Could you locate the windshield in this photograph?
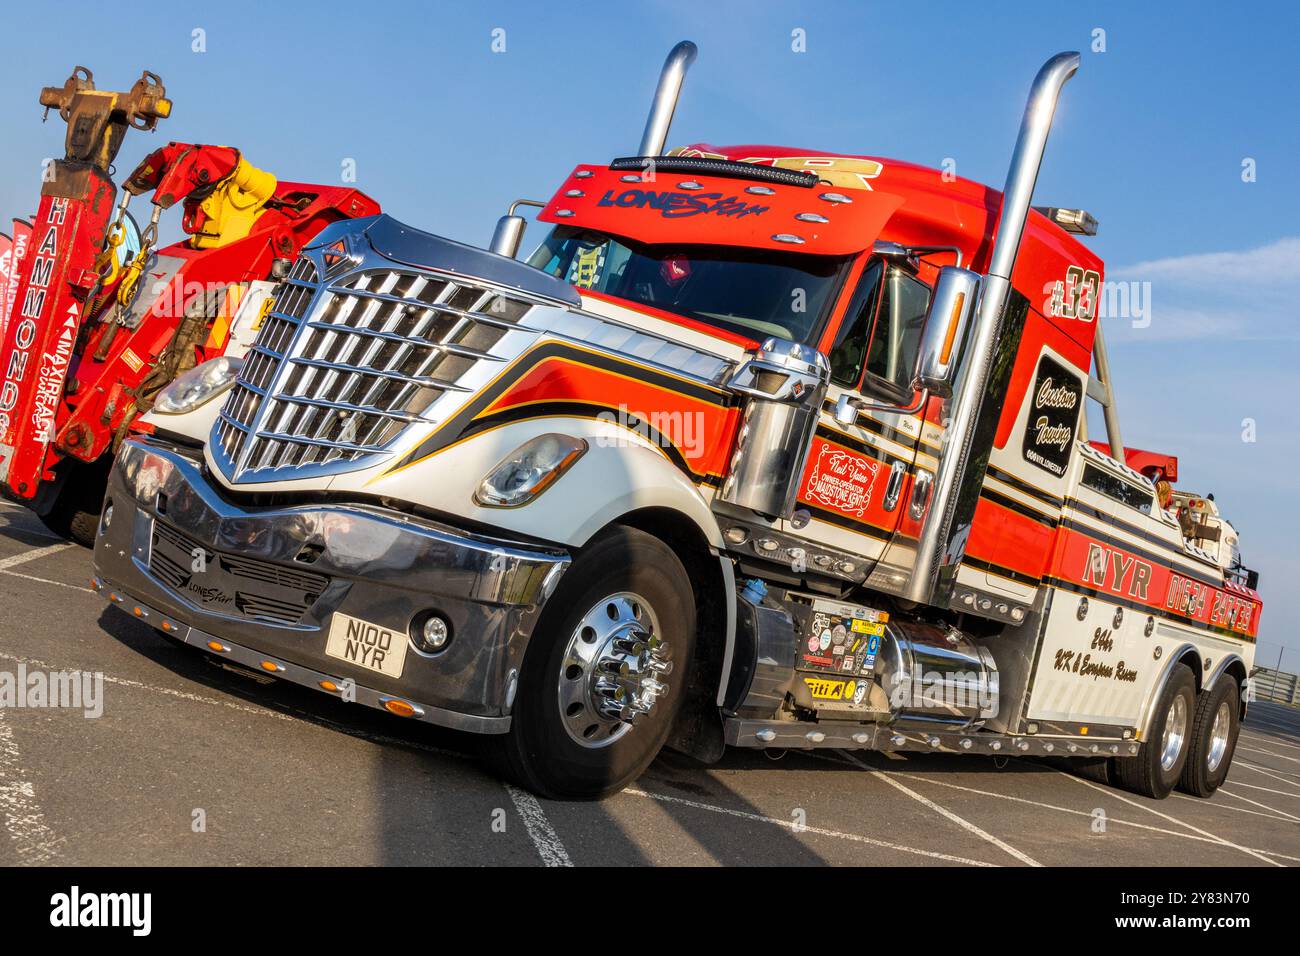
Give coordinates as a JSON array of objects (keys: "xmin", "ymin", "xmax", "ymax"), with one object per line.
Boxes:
[{"xmin": 528, "ymin": 226, "xmax": 847, "ymax": 341}]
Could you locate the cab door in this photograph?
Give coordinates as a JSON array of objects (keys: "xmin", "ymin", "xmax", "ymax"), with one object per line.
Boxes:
[{"xmin": 780, "ymin": 258, "xmax": 932, "ymax": 586}]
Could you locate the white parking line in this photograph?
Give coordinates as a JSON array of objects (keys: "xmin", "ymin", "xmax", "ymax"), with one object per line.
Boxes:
[
  {"xmin": 838, "ymin": 751, "xmax": 1042, "ymax": 866},
  {"xmin": 505, "ymin": 785, "xmax": 573, "ymax": 867},
  {"xmin": 0, "ymin": 541, "xmax": 73, "ymax": 571},
  {"xmin": 0, "ymin": 649, "xmax": 573, "ymax": 868},
  {"xmin": 1230, "ymin": 781, "xmax": 1300, "ymax": 801},
  {"xmin": 1061, "ymin": 772, "xmax": 1283, "ymax": 867},
  {"xmin": 0, "ymin": 710, "xmax": 62, "ymax": 865},
  {"xmin": 622, "ymin": 787, "xmax": 996, "ymax": 865},
  {"xmin": 1241, "ymin": 731, "xmax": 1300, "ymax": 753},
  {"xmin": 1217, "ymin": 787, "xmax": 1300, "ymax": 822},
  {"xmin": 890, "ymin": 768, "xmax": 1300, "ymax": 843},
  {"xmin": 1169, "ymin": 792, "xmax": 1299, "ymax": 825},
  {"xmin": 1238, "ymin": 760, "xmax": 1300, "ymax": 787},
  {"xmin": 1239, "ymin": 745, "xmax": 1300, "ymax": 765},
  {"xmin": 0, "ymin": 569, "xmax": 93, "ymax": 593}
]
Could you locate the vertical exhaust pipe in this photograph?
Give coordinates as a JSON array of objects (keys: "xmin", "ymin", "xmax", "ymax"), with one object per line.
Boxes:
[
  {"xmin": 637, "ymin": 41, "xmax": 698, "ymax": 157},
  {"xmin": 906, "ymin": 52, "xmax": 1080, "ymax": 605}
]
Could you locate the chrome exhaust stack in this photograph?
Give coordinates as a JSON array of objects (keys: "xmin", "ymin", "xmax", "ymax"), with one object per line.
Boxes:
[
  {"xmin": 905, "ymin": 52, "xmax": 1080, "ymax": 606},
  {"xmin": 637, "ymin": 41, "xmax": 698, "ymax": 156}
]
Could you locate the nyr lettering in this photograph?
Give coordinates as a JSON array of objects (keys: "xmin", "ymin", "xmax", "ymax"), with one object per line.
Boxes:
[
  {"xmin": 597, "ymin": 188, "xmax": 770, "ymax": 219},
  {"xmin": 1081, "ymin": 542, "xmax": 1152, "ymax": 601}
]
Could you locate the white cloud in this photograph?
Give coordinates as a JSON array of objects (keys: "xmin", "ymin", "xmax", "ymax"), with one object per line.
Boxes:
[
  {"xmin": 1110, "ymin": 236, "xmax": 1300, "ymax": 284},
  {"xmin": 1104, "ymin": 236, "xmax": 1300, "ymax": 343}
]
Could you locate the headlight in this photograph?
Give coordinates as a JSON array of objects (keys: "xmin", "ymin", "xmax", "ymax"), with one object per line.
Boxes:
[
  {"xmin": 152, "ymin": 356, "xmax": 244, "ymax": 414},
  {"xmin": 474, "ymin": 433, "xmax": 588, "ymax": 508}
]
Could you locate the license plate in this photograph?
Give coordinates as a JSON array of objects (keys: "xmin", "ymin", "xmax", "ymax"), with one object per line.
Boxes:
[{"xmin": 324, "ymin": 612, "xmax": 408, "ymax": 679}]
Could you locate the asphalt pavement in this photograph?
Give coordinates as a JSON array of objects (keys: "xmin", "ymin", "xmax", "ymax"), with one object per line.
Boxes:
[{"xmin": 1, "ymin": 501, "xmax": 1296, "ymax": 867}]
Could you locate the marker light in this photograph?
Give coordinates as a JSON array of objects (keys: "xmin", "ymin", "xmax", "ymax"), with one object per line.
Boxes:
[{"xmin": 383, "ymin": 699, "xmax": 419, "ymax": 718}]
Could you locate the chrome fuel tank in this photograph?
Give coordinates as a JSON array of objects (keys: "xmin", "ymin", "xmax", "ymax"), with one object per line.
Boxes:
[{"xmin": 875, "ymin": 621, "xmax": 999, "ymax": 728}]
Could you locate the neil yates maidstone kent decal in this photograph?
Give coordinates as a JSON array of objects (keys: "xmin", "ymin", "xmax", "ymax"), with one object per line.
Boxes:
[
  {"xmin": 596, "ymin": 188, "xmax": 770, "ymax": 219},
  {"xmin": 803, "ymin": 444, "xmax": 879, "ymax": 516},
  {"xmin": 1021, "ymin": 354, "xmax": 1082, "ymax": 478}
]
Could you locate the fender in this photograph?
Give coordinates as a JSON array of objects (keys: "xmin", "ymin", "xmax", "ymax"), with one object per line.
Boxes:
[
  {"xmin": 1137, "ymin": 641, "xmax": 1198, "ymax": 743},
  {"xmin": 360, "ymin": 415, "xmax": 727, "ymax": 551},
  {"xmin": 1204, "ymin": 651, "xmax": 1248, "ymax": 718}
]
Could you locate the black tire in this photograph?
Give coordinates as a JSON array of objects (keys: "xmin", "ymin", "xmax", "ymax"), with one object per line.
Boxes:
[
  {"xmin": 38, "ymin": 494, "xmax": 100, "ymax": 546},
  {"xmin": 37, "ymin": 456, "xmax": 109, "ymax": 547},
  {"xmin": 67, "ymin": 508, "xmax": 101, "ymax": 547},
  {"xmin": 496, "ymin": 526, "xmax": 696, "ymax": 800},
  {"xmin": 1114, "ymin": 663, "xmax": 1196, "ymax": 799},
  {"xmin": 1178, "ymin": 676, "xmax": 1240, "ymax": 797}
]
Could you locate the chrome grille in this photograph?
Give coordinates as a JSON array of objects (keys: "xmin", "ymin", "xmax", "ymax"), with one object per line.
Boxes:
[{"xmin": 215, "ymin": 250, "xmax": 537, "ymax": 482}]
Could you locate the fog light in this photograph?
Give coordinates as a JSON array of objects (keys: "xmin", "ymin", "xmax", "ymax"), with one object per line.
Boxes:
[{"xmin": 411, "ymin": 613, "xmax": 452, "ymax": 654}]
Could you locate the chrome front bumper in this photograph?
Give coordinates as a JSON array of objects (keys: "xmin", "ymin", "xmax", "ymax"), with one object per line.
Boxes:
[{"xmin": 93, "ymin": 437, "xmax": 570, "ymax": 734}]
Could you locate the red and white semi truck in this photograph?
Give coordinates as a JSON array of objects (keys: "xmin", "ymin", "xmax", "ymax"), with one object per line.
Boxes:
[{"xmin": 92, "ymin": 43, "xmax": 1260, "ymax": 800}]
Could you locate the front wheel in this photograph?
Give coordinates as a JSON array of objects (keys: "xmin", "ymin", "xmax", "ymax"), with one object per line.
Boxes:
[
  {"xmin": 1179, "ymin": 676, "xmax": 1240, "ymax": 797},
  {"xmin": 497, "ymin": 526, "xmax": 697, "ymax": 800},
  {"xmin": 1114, "ymin": 663, "xmax": 1196, "ymax": 799}
]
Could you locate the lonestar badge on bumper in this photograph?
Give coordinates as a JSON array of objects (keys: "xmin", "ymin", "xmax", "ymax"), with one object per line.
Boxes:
[{"xmin": 325, "ymin": 612, "xmax": 408, "ymax": 679}]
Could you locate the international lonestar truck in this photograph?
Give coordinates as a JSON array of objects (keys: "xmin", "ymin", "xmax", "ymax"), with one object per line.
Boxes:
[
  {"xmin": 0, "ymin": 67, "xmax": 379, "ymax": 542},
  {"xmin": 92, "ymin": 43, "xmax": 1262, "ymax": 800}
]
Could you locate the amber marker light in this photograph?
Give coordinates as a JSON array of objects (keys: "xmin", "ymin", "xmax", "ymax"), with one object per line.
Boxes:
[
  {"xmin": 383, "ymin": 699, "xmax": 418, "ymax": 718},
  {"xmin": 260, "ymin": 660, "xmax": 283, "ymax": 673},
  {"xmin": 319, "ymin": 680, "xmax": 340, "ymax": 693},
  {"xmin": 206, "ymin": 641, "xmax": 229, "ymax": 653},
  {"xmin": 940, "ymin": 292, "xmax": 965, "ymax": 364}
]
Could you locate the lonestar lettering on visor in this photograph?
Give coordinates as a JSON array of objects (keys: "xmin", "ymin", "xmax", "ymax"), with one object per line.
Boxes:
[{"xmin": 596, "ymin": 188, "xmax": 770, "ymax": 219}]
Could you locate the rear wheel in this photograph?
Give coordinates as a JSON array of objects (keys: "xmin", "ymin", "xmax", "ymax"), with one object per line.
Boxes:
[
  {"xmin": 1179, "ymin": 676, "xmax": 1240, "ymax": 797},
  {"xmin": 1114, "ymin": 663, "xmax": 1195, "ymax": 799},
  {"xmin": 497, "ymin": 526, "xmax": 696, "ymax": 800}
]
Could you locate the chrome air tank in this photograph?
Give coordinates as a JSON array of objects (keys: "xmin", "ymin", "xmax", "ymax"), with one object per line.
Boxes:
[
  {"xmin": 875, "ymin": 621, "xmax": 999, "ymax": 728},
  {"xmin": 718, "ymin": 338, "xmax": 830, "ymax": 520}
]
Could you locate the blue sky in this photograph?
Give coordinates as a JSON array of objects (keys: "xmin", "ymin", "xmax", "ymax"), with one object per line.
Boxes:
[{"xmin": 1, "ymin": 1, "xmax": 1295, "ymax": 665}]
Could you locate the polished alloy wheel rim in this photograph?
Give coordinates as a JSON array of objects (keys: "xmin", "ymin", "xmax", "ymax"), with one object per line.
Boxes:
[
  {"xmin": 1160, "ymin": 694, "xmax": 1188, "ymax": 772},
  {"xmin": 557, "ymin": 591, "xmax": 672, "ymax": 748},
  {"xmin": 1206, "ymin": 700, "xmax": 1232, "ymax": 773}
]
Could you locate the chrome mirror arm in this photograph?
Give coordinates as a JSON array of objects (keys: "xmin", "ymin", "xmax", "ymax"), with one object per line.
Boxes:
[{"xmin": 834, "ymin": 389, "xmax": 929, "ymax": 427}]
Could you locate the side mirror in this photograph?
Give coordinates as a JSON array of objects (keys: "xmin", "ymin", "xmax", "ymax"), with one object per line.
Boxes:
[
  {"xmin": 913, "ymin": 265, "xmax": 980, "ymax": 399},
  {"xmin": 489, "ymin": 199, "xmax": 545, "ymax": 259}
]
